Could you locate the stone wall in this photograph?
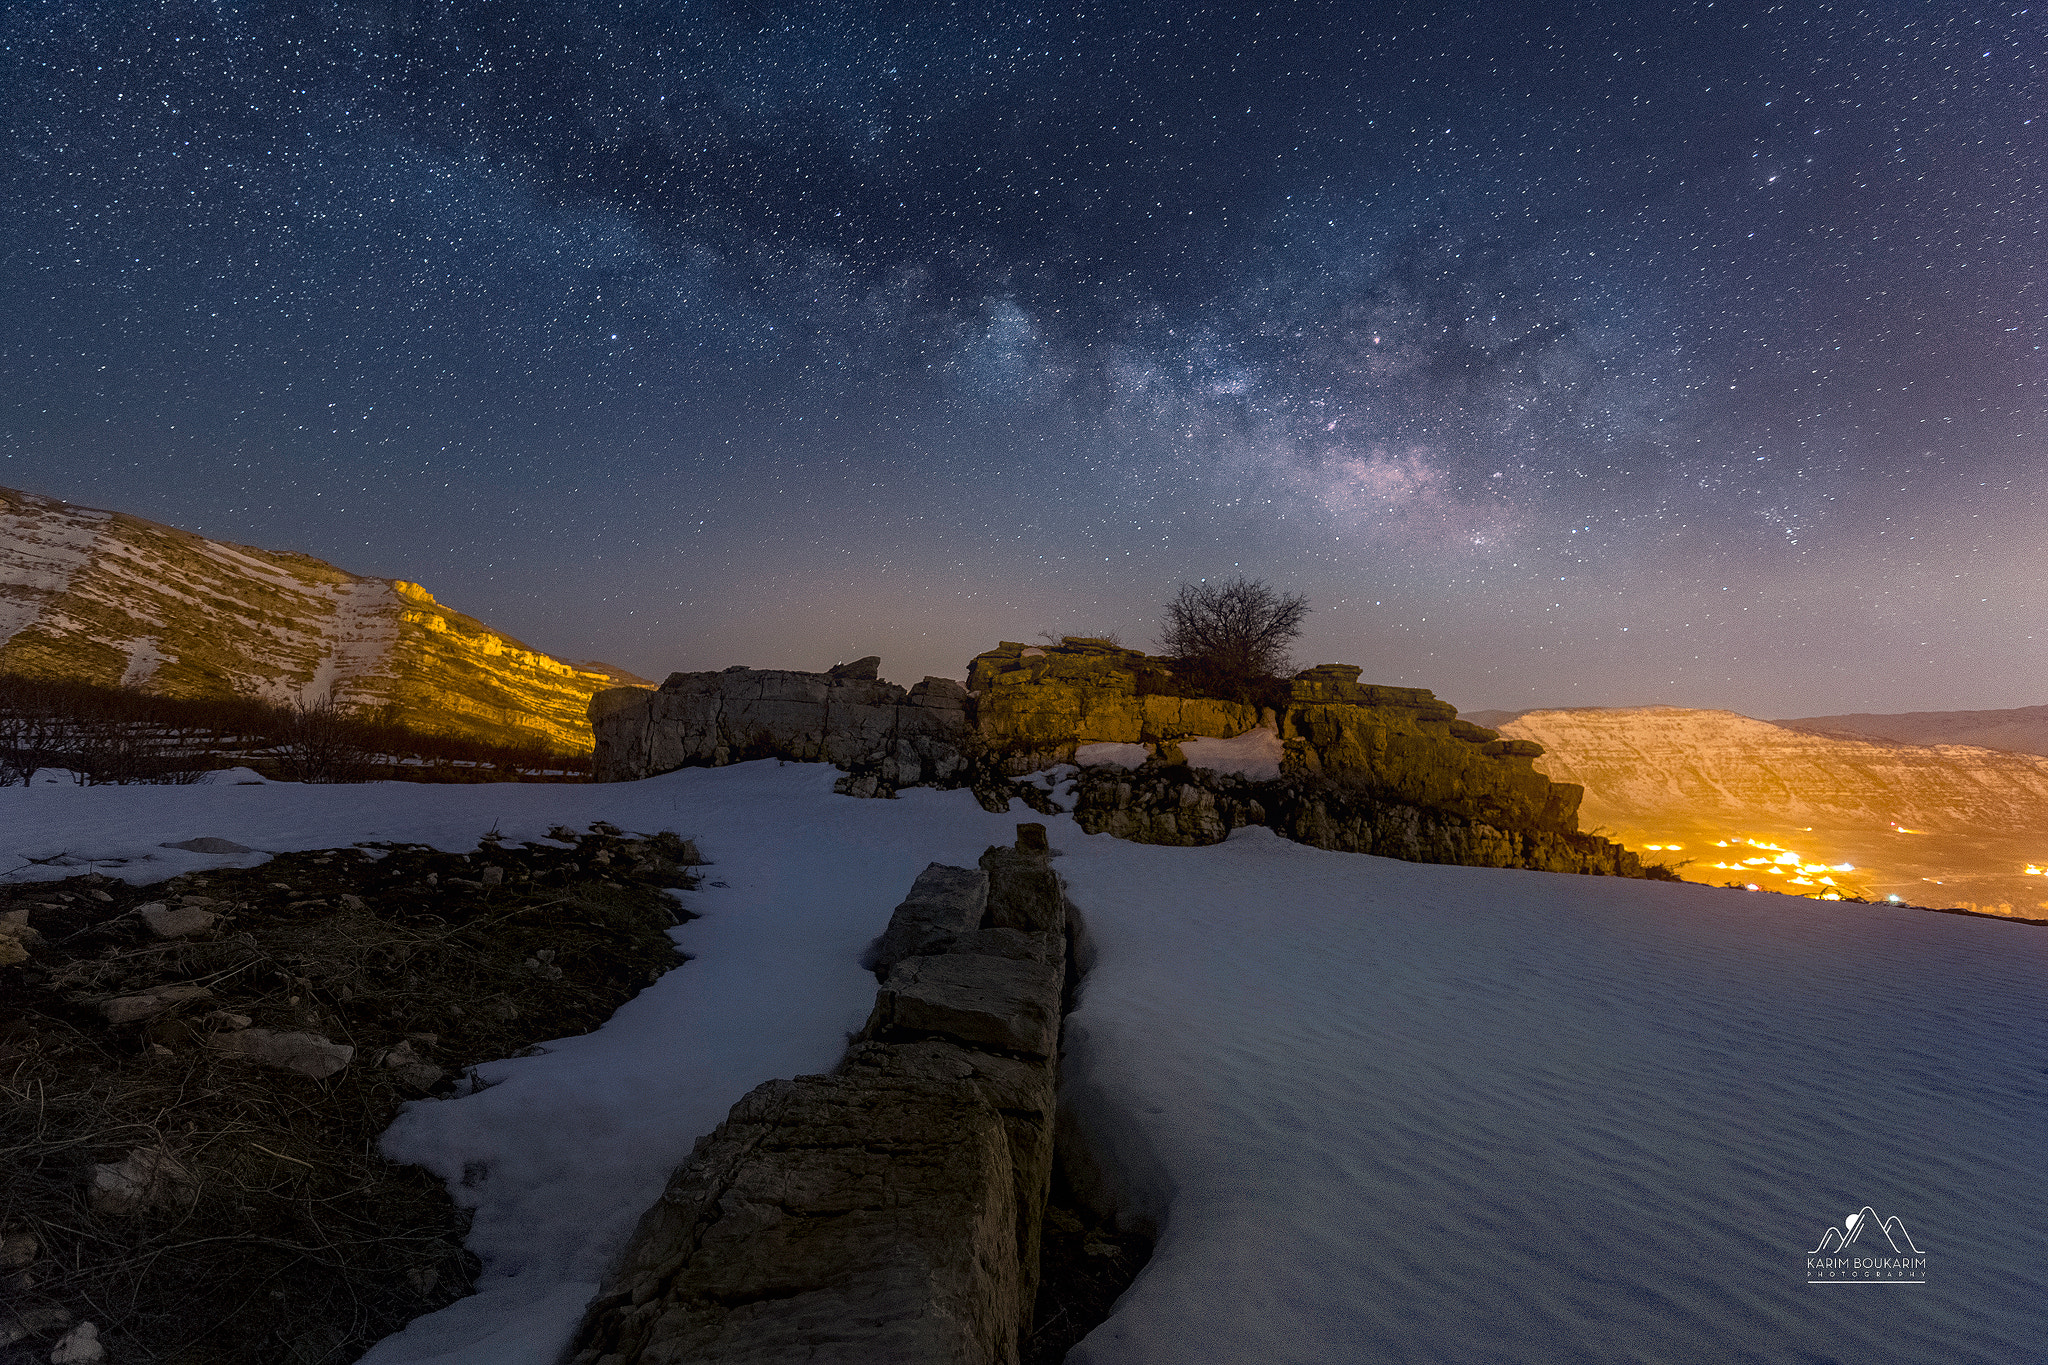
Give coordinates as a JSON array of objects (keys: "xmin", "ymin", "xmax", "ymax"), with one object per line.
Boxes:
[{"xmin": 566, "ymin": 835, "xmax": 1071, "ymax": 1365}]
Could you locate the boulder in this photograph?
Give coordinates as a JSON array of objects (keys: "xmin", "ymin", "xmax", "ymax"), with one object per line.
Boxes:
[
  {"xmin": 865, "ymin": 953, "xmax": 1062, "ymax": 1059},
  {"xmin": 566, "ymin": 1074, "xmax": 1023, "ymax": 1365},
  {"xmin": 89, "ymin": 1146, "xmax": 196, "ymax": 1216},
  {"xmin": 968, "ymin": 639, "xmax": 1262, "ymax": 774},
  {"xmin": 861, "ymin": 863, "xmax": 989, "ymax": 977}
]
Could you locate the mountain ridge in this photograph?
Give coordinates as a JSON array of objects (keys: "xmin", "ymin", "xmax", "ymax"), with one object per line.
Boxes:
[
  {"xmin": 0, "ymin": 485, "xmax": 646, "ymax": 752},
  {"xmin": 1490, "ymin": 705, "xmax": 2048, "ymax": 916}
]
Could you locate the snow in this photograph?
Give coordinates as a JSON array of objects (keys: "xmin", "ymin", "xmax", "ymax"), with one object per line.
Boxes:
[
  {"xmin": 7, "ymin": 765, "xmax": 2044, "ymax": 1362},
  {"xmin": 1178, "ymin": 723, "xmax": 1283, "ymax": 780},
  {"xmin": 1053, "ymin": 825, "xmax": 2048, "ymax": 1364}
]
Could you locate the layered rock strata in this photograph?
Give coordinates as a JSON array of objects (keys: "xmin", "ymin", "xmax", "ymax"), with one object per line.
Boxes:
[
  {"xmin": 568, "ymin": 840, "xmax": 1072, "ymax": 1365},
  {"xmin": 0, "ymin": 485, "xmax": 643, "ymax": 751}
]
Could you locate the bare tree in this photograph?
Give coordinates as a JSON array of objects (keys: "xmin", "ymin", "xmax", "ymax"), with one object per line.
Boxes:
[{"xmin": 1158, "ymin": 577, "xmax": 1310, "ymax": 695}]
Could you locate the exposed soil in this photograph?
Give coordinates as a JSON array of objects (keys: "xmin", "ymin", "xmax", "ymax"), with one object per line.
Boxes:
[{"xmin": 0, "ymin": 825, "xmax": 700, "ymax": 1364}]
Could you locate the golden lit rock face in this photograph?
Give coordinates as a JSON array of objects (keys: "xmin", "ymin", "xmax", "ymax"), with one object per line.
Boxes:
[
  {"xmin": 1281, "ymin": 665, "xmax": 1582, "ymax": 832},
  {"xmin": 1502, "ymin": 706, "xmax": 2048, "ymax": 916},
  {"xmin": 0, "ymin": 485, "xmax": 643, "ymax": 752},
  {"xmin": 967, "ymin": 642, "xmax": 1583, "ymax": 831},
  {"xmin": 968, "ymin": 639, "xmax": 1262, "ymax": 772}
]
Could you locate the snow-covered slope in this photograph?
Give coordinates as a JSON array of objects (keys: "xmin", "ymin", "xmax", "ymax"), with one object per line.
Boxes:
[
  {"xmin": 1495, "ymin": 706, "xmax": 2048, "ymax": 917},
  {"xmin": 0, "ymin": 485, "xmax": 645, "ymax": 751},
  {"xmin": 7, "ymin": 765, "xmax": 2043, "ymax": 1363}
]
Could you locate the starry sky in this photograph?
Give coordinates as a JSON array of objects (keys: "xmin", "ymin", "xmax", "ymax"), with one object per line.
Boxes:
[{"xmin": 3, "ymin": 1, "xmax": 2043, "ymax": 716}]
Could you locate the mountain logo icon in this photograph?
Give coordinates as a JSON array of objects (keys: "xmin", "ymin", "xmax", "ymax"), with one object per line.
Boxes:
[{"xmin": 1809, "ymin": 1207, "xmax": 1924, "ymax": 1256}]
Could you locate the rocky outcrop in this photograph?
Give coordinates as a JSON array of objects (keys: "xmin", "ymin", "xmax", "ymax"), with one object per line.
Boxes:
[
  {"xmin": 0, "ymin": 485, "xmax": 644, "ymax": 752},
  {"xmin": 1069, "ymin": 764, "xmax": 1649, "ymax": 877},
  {"xmin": 569, "ymin": 840, "xmax": 1072, "ymax": 1365},
  {"xmin": 968, "ymin": 638, "xmax": 1263, "ymax": 773},
  {"xmin": 591, "ymin": 637, "xmax": 1654, "ymax": 878},
  {"xmin": 589, "ymin": 657, "xmax": 972, "ymax": 788},
  {"xmin": 1279, "ymin": 665, "xmax": 1583, "ymax": 833}
]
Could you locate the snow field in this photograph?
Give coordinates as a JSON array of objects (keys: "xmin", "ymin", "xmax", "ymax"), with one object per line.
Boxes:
[
  {"xmin": 7, "ymin": 765, "xmax": 2043, "ymax": 1363},
  {"xmin": 1053, "ymin": 826, "xmax": 2048, "ymax": 1364}
]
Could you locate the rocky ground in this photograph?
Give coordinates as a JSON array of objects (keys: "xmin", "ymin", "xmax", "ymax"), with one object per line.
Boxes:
[{"xmin": 0, "ymin": 826, "xmax": 700, "ymax": 1365}]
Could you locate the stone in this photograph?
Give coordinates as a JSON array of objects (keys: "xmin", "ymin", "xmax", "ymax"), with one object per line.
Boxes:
[
  {"xmin": 0, "ymin": 938, "xmax": 24, "ymax": 968},
  {"xmin": 159, "ymin": 837, "xmax": 252, "ymax": 854},
  {"xmin": 0, "ymin": 1232, "xmax": 35, "ymax": 1269},
  {"xmin": 1015, "ymin": 822, "xmax": 1049, "ymax": 853},
  {"xmin": 49, "ymin": 1320, "xmax": 103, "ymax": 1364},
  {"xmin": 861, "ymin": 862, "xmax": 988, "ymax": 977},
  {"xmin": 208, "ymin": 1028, "xmax": 353, "ymax": 1079},
  {"xmin": 567, "ymin": 1074, "xmax": 1022, "ymax": 1365},
  {"xmin": 100, "ymin": 984, "xmax": 211, "ymax": 1024},
  {"xmin": 380, "ymin": 1039, "xmax": 444, "ymax": 1093},
  {"xmin": 480, "ymin": 864, "xmax": 505, "ymax": 885},
  {"xmin": 838, "ymin": 1038, "xmax": 1058, "ymax": 1334},
  {"xmin": 866, "ymin": 953, "xmax": 1062, "ymax": 1059},
  {"xmin": 140, "ymin": 904, "xmax": 217, "ymax": 939},
  {"xmin": 89, "ymin": 1146, "xmax": 196, "ymax": 1216},
  {"xmin": 980, "ymin": 847, "xmax": 1066, "ymax": 934}
]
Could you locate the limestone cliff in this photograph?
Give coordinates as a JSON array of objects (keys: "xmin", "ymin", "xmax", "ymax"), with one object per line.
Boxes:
[
  {"xmin": 0, "ymin": 485, "xmax": 644, "ymax": 752},
  {"xmin": 1499, "ymin": 706, "xmax": 2048, "ymax": 916}
]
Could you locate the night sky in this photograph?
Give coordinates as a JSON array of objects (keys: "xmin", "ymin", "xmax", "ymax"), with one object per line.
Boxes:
[{"xmin": 4, "ymin": 1, "xmax": 2042, "ymax": 716}]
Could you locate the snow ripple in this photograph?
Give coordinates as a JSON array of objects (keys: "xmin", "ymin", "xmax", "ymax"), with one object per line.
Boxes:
[{"xmin": 1058, "ymin": 827, "xmax": 2048, "ymax": 1364}]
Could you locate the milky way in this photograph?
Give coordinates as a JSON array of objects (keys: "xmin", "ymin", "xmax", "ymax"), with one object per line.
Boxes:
[{"xmin": 3, "ymin": 2, "xmax": 2042, "ymax": 713}]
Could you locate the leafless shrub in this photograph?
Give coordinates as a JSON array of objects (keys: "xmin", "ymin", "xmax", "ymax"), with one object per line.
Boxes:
[
  {"xmin": 270, "ymin": 700, "xmax": 377, "ymax": 784},
  {"xmin": 1157, "ymin": 577, "xmax": 1310, "ymax": 701}
]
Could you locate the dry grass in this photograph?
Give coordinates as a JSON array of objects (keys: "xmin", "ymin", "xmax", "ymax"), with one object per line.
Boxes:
[{"xmin": 1, "ymin": 826, "xmax": 699, "ymax": 1363}]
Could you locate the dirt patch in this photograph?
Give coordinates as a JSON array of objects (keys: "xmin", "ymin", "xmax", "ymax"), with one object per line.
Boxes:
[{"xmin": 0, "ymin": 824, "xmax": 700, "ymax": 1364}]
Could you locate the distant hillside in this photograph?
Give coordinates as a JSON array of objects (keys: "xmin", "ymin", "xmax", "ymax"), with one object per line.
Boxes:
[
  {"xmin": 1774, "ymin": 704, "xmax": 2048, "ymax": 757},
  {"xmin": 0, "ymin": 486, "xmax": 647, "ymax": 752},
  {"xmin": 1492, "ymin": 705, "xmax": 2048, "ymax": 918}
]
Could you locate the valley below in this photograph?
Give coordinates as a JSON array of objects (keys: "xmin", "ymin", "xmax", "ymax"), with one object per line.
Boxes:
[{"xmin": 1481, "ymin": 706, "xmax": 2048, "ymax": 918}]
